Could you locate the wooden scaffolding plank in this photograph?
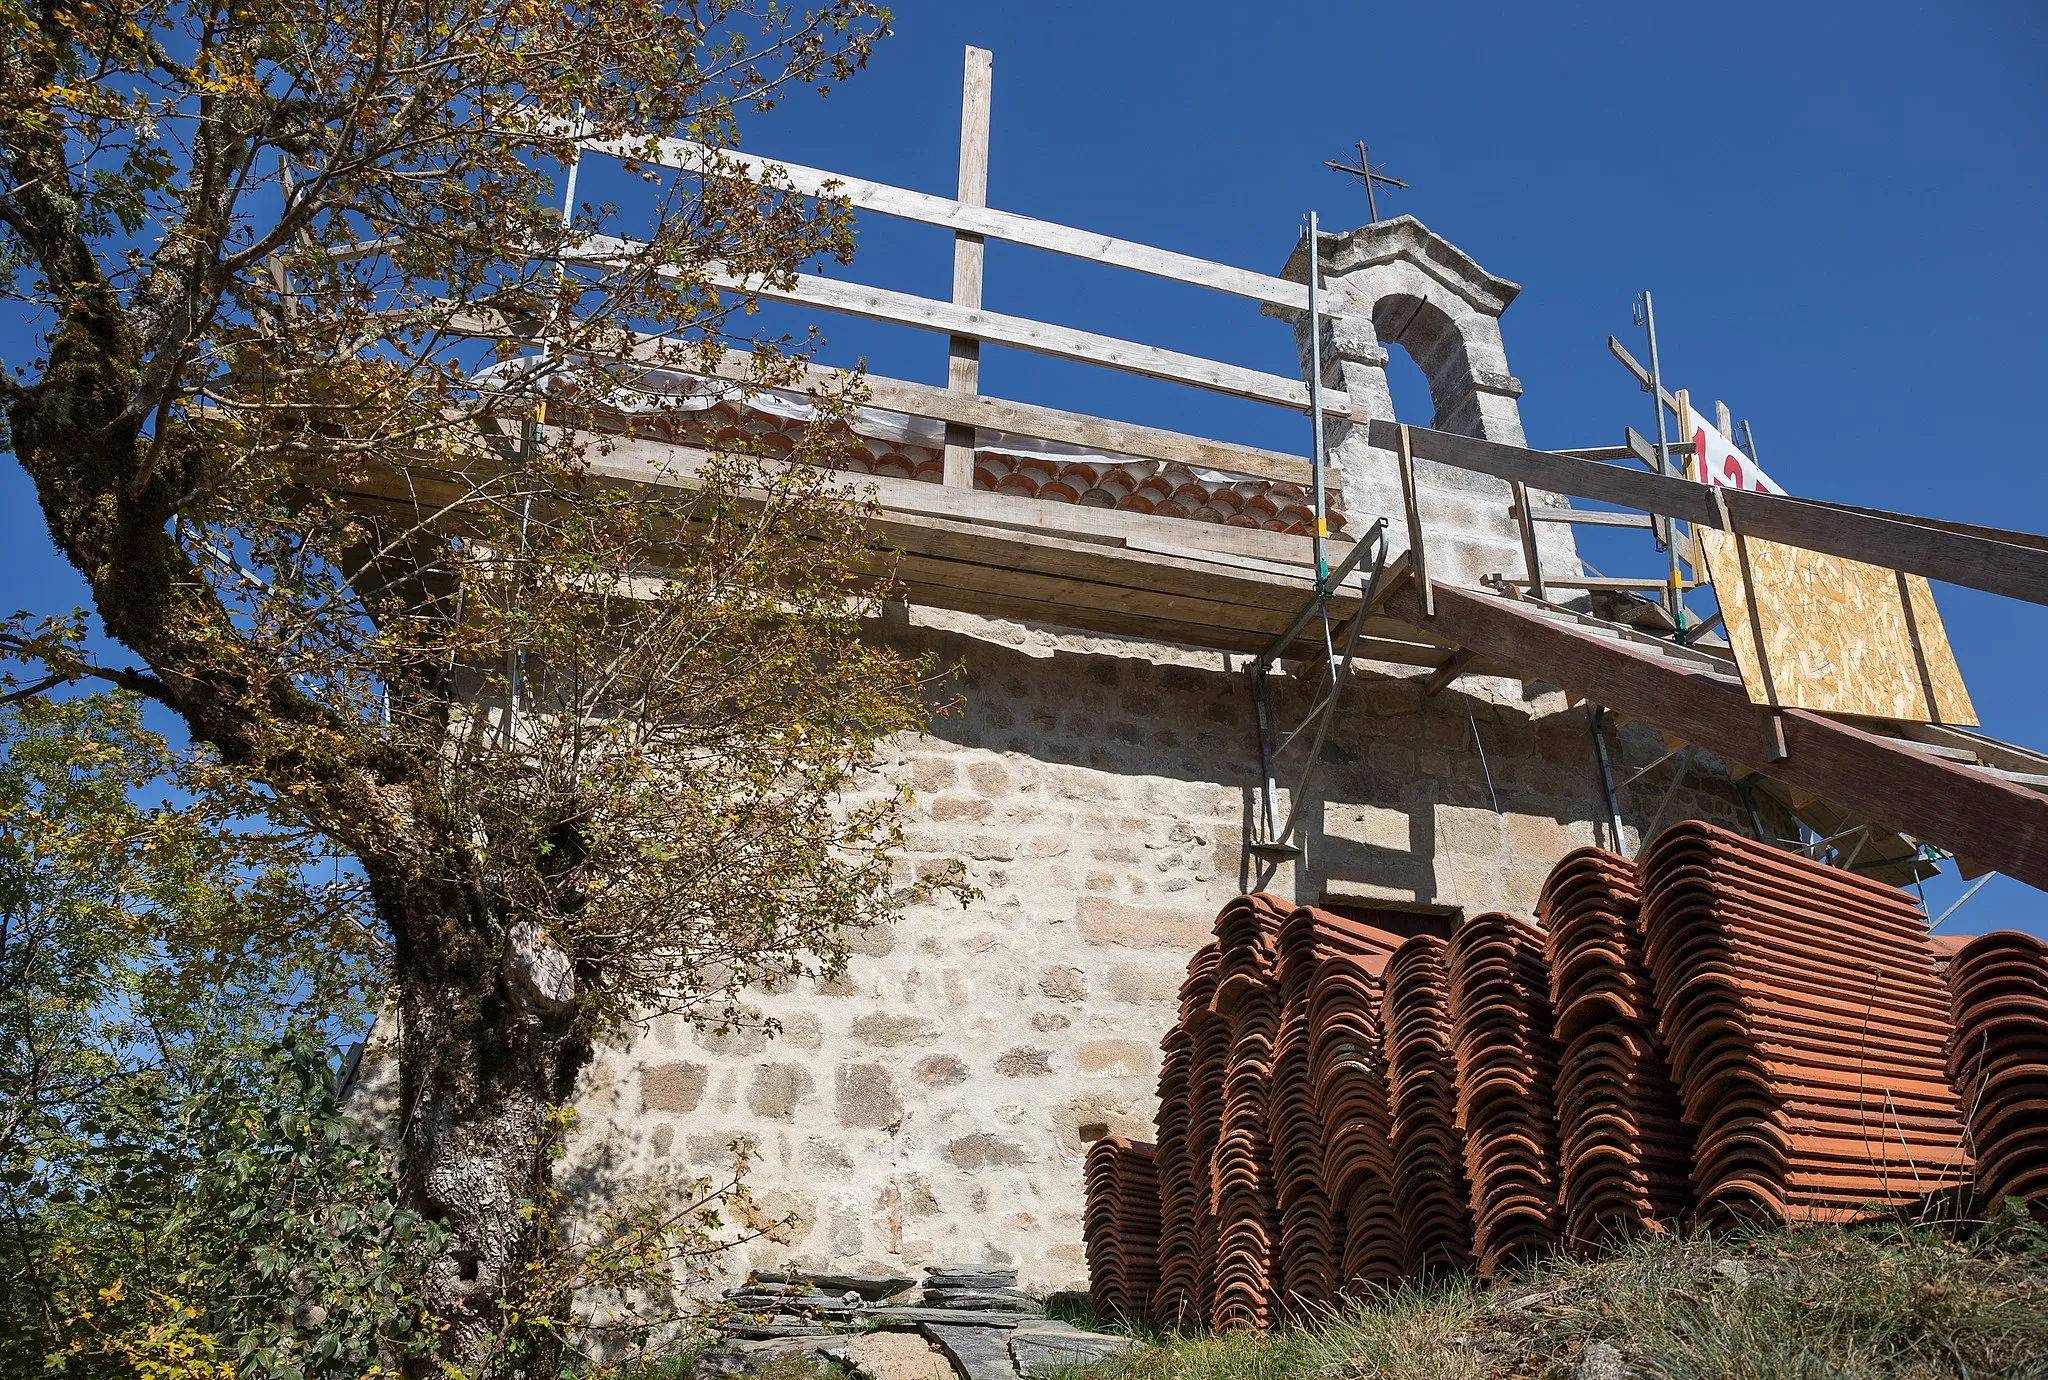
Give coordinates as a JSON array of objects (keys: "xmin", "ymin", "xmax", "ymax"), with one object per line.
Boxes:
[
  {"xmin": 943, "ymin": 46, "xmax": 993, "ymax": 488},
  {"xmin": 570, "ymin": 235, "xmax": 1347, "ymax": 414},
  {"xmin": 1371, "ymin": 419, "xmax": 2048, "ymax": 607},
  {"xmin": 564, "ymin": 132, "xmax": 1340, "ymax": 314}
]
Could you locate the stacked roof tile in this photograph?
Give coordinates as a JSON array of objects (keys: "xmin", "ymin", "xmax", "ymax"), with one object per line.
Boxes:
[
  {"xmin": 1540, "ymin": 848, "xmax": 1695, "ymax": 1249},
  {"xmin": 1945, "ymin": 931, "xmax": 2048, "ymax": 1210},
  {"xmin": 1209, "ymin": 894, "xmax": 1288, "ymax": 1331},
  {"xmin": 1383, "ymin": 935, "xmax": 1478, "ymax": 1278},
  {"xmin": 1448, "ymin": 912, "xmax": 1564, "ymax": 1274},
  {"xmin": 1153, "ymin": 942, "xmax": 1222, "ymax": 1329},
  {"xmin": 1083, "ymin": 1136, "xmax": 1161, "ymax": 1324},
  {"xmin": 1090, "ymin": 830, "xmax": 2009, "ymax": 1334},
  {"xmin": 1640, "ymin": 821, "xmax": 1972, "ymax": 1223},
  {"xmin": 1306, "ymin": 953, "xmax": 1406, "ymax": 1293},
  {"xmin": 1273, "ymin": 907, "xmax": 1405, "ymax": 1311}
]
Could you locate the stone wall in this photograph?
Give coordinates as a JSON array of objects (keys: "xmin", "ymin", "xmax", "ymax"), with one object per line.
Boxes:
[{"xmin": 546, "ymin": 603, "xmax": 1783, "ymax": 1295}]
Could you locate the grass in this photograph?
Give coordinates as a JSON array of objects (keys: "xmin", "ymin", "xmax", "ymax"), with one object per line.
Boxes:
[{"xmin": 1078, "ymin": 1211, "xmax": 2048, "ymax": 1380}]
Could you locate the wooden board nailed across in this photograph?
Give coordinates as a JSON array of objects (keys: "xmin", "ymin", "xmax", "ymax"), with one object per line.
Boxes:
[{"xmin": 1700, "ymin": 529, "xmax": 1976, "ymax": 726}]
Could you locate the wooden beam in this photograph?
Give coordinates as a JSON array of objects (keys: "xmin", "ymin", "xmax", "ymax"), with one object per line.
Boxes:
[
  {"xmin": 1511, "ymin": 480, "xmax": 1544, "ymax": 599},
  {"xmin": 1501, "ymin": 577, "xmax": 1705, "ymax": 592},
  {"xmin": 1371, "ymin": 419, "xmax": 2048, "ymax": 608},
  {"xmin": 1526, "ymin": 508, "xmax": 1655, "ymax": 530},
  {"xmin": 1422, "ymin": 648, "xmax": 1478, "ymax": 696},
  {"xmin": 1396, "ymin": 424, "xmax": 1432, "ymax": 618},
  {"xmin": 566, "ymin": 129, "xmax": 1343, "ymax": 315},
  {"xmin": 1387, "ymin": 583, "xmax": 2048, "ymax": 892},
  {"xmin": 571, "ymin": 235, "xmax": 1348, "ymax": 415},
  {"xmin": 944, "ymin": 46, "xmax": 993, "ymax": 489}
]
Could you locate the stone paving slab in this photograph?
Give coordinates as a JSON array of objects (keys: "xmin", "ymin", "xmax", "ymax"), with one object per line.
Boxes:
[
  {"xmin": 1009, "ymin": 1325, "xmax": 1134, "ymax": 1377},
  {"xmin": 865, "ymin": 1307, "xmax": 1042, "ymax": 1327},
  {"xmin": 920, "ymin": 1322, "xmax": 1021, "ymax": 1380}
]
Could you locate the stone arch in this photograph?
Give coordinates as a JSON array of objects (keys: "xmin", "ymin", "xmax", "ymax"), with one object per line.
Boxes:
[{"xmin": 1368, "ymin": 291, "xmax": 1477, "ymax": 434}]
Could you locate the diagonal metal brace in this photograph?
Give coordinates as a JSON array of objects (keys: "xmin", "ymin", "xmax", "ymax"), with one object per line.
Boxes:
[{"xmin": 1247, "ymin": 518, "xmax": 1389, "ymax": 863}]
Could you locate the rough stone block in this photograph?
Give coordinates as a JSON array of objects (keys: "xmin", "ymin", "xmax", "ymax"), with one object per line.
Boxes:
[
  {"xmin": 836, "ymin": 1063, "xmax": 904, "ymax": 1130},
  {"xmin": 641, "ymin": 1062, "xmax": 709, "ymax": 1114},
  {"xmin": 1505, "ymin": 811, "xmax": 1581, "ymax": 862},
  {"xmin": 1074, "ymin": 1040, "xmax": 1157, "ymax": 1077},
  {"xmin": 1036, "ymin": 965, "xmax": 1086, "ymax": 1001},
  {"xmin": 697, "ymin": 1025, "xmax": 770, "ymax": 1056},
  {"xmin": 941, "ymin": 1133, "xmax": 1029, "ymax": 1170},
  {"xmin": 746, "ymin": 1063, "xmax": 816, "ymax": 1121},
  {"xmin": 1052, "ymin": 1093, "xmax": 1151, "ymax": 1157},
  {"xmin": 851, "ymin": 1012, "xmax": 943, "ymax": 1047},
  {"xmin": 1103, "ymin": 964, "xmax": 1181, "ymax": 1005},
  {"xmin": 994, "ymin": 1048, "xmax": 1053, "ymax": 1078},
  {"xmin": 1073, "ymin": 897, "xmax": 1213, "ymax": 950},
  {"xmin": 909, "ymin": 758, "xmax": 958, "ymax": 792},
  {"xmin": 928, "ymin": 795, "xmax": 994, "ymax": 823},
  {"xmin": 1326, "ymin": 803, "xmax": 1415, "ymax": 853},
  {"xmin": 1436, "ymin": 803, "xmax": 1506, "ymax": 858}
]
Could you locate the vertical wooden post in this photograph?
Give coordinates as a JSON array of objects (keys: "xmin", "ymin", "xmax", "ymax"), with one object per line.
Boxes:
[
  {"xmin": 1511, "ymin": 481, "xmax": 1545, "ymax": 600},
  {"xmin": 1397, "ymin": 423, "xmax": 1433, "ymax": 617},
  {"xmin": 943, "ymin": 46, "xmax": 993, "ymax": 488}
]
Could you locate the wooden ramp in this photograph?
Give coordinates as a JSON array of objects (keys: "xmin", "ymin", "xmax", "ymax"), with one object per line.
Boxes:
[{"xmin": 1372, "ymin": 572, "xmax": 2048, "ymax": 894}]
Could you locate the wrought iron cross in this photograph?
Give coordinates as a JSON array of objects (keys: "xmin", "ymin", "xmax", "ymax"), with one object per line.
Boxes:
[{"xmin": 1325, "ymin": 141, "xmax": 1408, "ymax": 224}]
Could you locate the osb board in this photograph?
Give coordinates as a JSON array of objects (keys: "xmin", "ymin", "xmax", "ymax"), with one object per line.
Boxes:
[{"xmin": 1700, "ymin": 528, "xmax": 1977, "ymax": 725}]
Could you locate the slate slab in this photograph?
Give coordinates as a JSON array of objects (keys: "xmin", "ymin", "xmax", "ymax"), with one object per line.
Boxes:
[
  {"xmin": 750, "ymin": 1269, "xmax": 918, "ymax": 1301},
  {"xmin": 925, "ymin": 1267, "xmax": 1019, "ymax": 1286},
  {"xmin": 920, "ymin": 1290, "xmax": 1040, "ymax": 1313},
  {"xmin": 689, "ymin": 1336, "xmax": 834, "ymax": 1377},
  {"xmin": 1009, "ymin": 1325, "xmax": 1135, "ymax": 1377},
  {"xmin": 865, "ymin": 1307, "xmax": 1039, "ymax": 1327},
  {"xmin": 920, "ymin": 1322, "xmax": 1019, "ymax": 1380}
]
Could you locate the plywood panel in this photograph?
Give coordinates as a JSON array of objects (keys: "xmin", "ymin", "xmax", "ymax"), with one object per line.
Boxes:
[{"xmin": 1700, "ymin": 529, "xmax": 1976, "ymax": 725}]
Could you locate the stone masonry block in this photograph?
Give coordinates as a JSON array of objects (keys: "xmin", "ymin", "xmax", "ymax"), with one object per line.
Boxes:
[
  {"xmin": 1436, "ymin": 804, "xmax": 1507, "ymax": 859},
  {"xmin": 1104, "ymin": 964, "xmax": 1183, "ymax": 1005},
  {"xmin": 835, "ymin": 1063, "xmax": 903, "ymax": 1130},
  {"xmin": 1053, "ymin": 1093, "xmax": 1153, "ymax": 1158},
  {"xmin": 928, "ymin": 795, "xmax": 994, "ymax": 823},
  {"xmin": 995, "ymin": 1047, "xmax": 1053, "ymax": 1078},
  {"xmin": 1074, "ymin": 897, "xmax": 1213, "ymax": 950},
  {"xmin": 942, "ymin": 1133, "xmax": 1030, "ymax": 1169},
  {"xmin": 966, "ymin": 761, "xmax": 1013, "ymax": 796},
  {"xmin": 850, "ymin": 1012, "xmax": 943, "ymax": 1047},
  {"xmin": 1037, "ymin": 965, "xmax": 1087, "ymax": 1001},
  {"xmin": 1075, "ymin": 1040, "xmax": 1158, "ymax": 1078},
  {"xmin": 1504, "ymin": 812, "xmax": 1584, "ymax": 865},
  {"xmin": 746, "ymin": 1063, "xmax": 816, "ymax": 1121},
  {"xmin": 640, "ymin": 1062, "xmax": 709, "ymax": 1114},
  {"xmin": 913, "ymin": 1053, "xmax": 969, "ymax": 1087}
]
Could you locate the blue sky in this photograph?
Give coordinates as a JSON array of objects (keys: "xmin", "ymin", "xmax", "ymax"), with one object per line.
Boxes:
[{"xmin": 4, "ymin": 0, "xmax": 2045, "ymax": 934}]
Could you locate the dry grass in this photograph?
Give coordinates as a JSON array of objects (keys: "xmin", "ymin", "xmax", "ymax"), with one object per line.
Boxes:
[{"xmin": 1081, "ymin": 1214, "xmax": 2048, "ymax": 1380}]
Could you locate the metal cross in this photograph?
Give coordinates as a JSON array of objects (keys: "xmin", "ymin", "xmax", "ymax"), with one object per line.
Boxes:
[{"xmin": 1325, "ymin": 141, "xmax": 1408, "ymax": 224}]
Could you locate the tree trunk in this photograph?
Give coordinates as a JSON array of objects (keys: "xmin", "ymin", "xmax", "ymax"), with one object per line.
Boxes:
[{"xmin": 390, "ymin": 885, "xmax": 593, "ymax": 1378}]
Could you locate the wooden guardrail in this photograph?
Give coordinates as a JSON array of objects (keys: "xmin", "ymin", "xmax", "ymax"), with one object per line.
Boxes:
[{"xmin": 1370, "ymin": 419, "xmax": 2048, "ymax": 608}]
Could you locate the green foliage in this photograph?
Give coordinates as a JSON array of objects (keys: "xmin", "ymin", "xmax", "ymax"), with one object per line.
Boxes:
[
  {"xmin": 0, "ymin": 692, "xmax": 408, "ymax": 1376},
  {"xmin": 24, "ymin": 1037, "xmax": 444, "ymax": 1380}
]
